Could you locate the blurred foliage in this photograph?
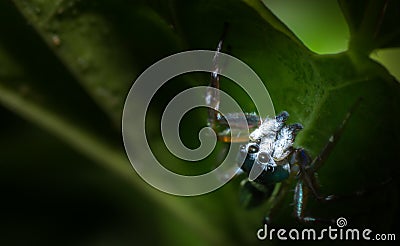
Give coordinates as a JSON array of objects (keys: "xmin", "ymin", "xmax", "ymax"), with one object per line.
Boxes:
[{"xmin": 0, "ymin": 0, "xmax": 399, "ymax": 245}]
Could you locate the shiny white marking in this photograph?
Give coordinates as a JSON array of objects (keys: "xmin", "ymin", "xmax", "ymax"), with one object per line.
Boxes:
[{"xmin": 247, "ymin": 114, "xmax": 300, "ymax": 180}]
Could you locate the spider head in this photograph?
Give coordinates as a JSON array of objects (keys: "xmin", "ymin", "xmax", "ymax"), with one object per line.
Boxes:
[
  {"xmin": 240, "ymin": 142, "xmax": 277, "ymax": 171},
  {"xmin": 239, "ymin": 141, "xmax": 289, "ymax": 184},
  {"xmin": 237, "ymin": 112, "xmax": 303, "ymax": 184}
]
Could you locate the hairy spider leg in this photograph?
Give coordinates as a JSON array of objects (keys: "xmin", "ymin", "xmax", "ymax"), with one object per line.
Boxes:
[
  {"xmin": 292, "ymin": 148, "xmax": 336, "ymax": 223},
  {"xmin": 289, "ymin": 100, "xmax": 391, "ymax": 224},
  {"xmin": 291, "ymin": 100, "xmax": 359, "ymax": 223},
  {"xmin": 262, "ymin": 177, "xmax": 294, "ymax": 225},
  {"xmin": 295, "ymin": 99, "xmax": 362, "ymax": 202},
  {"xmin": 291, "ymin": 148, "xmax": 391, "ymax": 224},
  {"xmin": 206, "ymin": 23, "xmax": 261, "ymax": 143},
  {"xmin": 262, "ymin": 148, "xmax": 334, "ymax": 224}
]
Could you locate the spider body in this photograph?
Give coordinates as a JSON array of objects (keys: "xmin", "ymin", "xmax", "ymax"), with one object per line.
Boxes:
[
  {"xmin": 239, "ymin": 112, "xmax": 301, "ymax": 185},
  {"xmin": 236, "ymin": 112, "xmax": 314, "ymax": 214},
  {"xmin": 205, "ymin": 24, "xmax": 371, "ymax": 224}
]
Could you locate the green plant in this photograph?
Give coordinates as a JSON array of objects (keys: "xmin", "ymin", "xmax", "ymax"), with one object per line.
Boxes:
[{"xmin": 1, "ymin": 0, "xmax": 398, "ymax": 245}]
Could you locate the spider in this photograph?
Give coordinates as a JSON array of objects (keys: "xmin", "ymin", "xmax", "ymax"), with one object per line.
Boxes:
[{"xmin": 205, "ymin": 25, "xmax": 368, "ymax": 224}]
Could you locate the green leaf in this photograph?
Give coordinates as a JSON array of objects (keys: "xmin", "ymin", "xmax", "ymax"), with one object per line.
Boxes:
[
  {"xmin": 11, "ymin": 0, "xmax": 183, "ymax": 122},
  {"xmin": 0, "ymin": 1, "xmax": 232, "ymax": 244},
  {"xmin": 1, "ymin": 0, "xmax": 399, "ymax": 245},
  {"xmin": 339, "ymin": 0, "xmax": 400, "ymax": 52}
]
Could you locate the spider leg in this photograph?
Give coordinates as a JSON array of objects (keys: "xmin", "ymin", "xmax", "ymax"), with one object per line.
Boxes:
[
  {"xmin": 293, "ymin": 172, "xmax": 392, "ymax": 224},
  {"xmin": 206, "ymin": 23, "xmax": 228, "ymax": 131},
  {"xmin": 292, "ymin": 146, "xmax": 392, "ymax": 225},
  {"xmin": 310, "ymin": 178, "xmax": 393, "ymax": 203},
  {"xmin": 294, "ymin": 147, "xmax": 377, "ymax": 202},
  {"xmin": 309, "ymin": 98, "xmax": 362, "ymax": 171},
  {"xmin": 292, "ymin": 179, "xmax": 335, "ymax": 224},
  {"xmin": 289, "ymin": 151, "xmax": 333, "ymax": 223},
  {"xmin": 262, "ymin": 179, "xmax": 292, "ymax": 225},
  {"xmin": 206, "ymin": 23, "xmax": 261, "ymax": 143},
  {"xmin": 213, "ymin": 113, "xmax": 261, "ymax": 142},
  {"xmin": 296, "ymin": 98, "xmax": 388, "ymax": 201}
]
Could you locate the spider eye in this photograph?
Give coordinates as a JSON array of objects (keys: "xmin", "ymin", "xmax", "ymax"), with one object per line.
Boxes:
[
  {"xmin": 257, "ymin": 152, "xmax": 270, "ymax": 163},
  {"xmin": 247, "ymin": 145, "xmax": 259, "ymax": 154},
  {"xmin": 266, "ymin": 165, "xmax": 275, "ymax": 172}
]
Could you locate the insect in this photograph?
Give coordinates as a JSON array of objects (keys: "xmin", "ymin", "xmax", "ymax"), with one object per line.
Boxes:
[{"xmin": 205, "ymin": 25, "xmax": 370, "ymax": 224}]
